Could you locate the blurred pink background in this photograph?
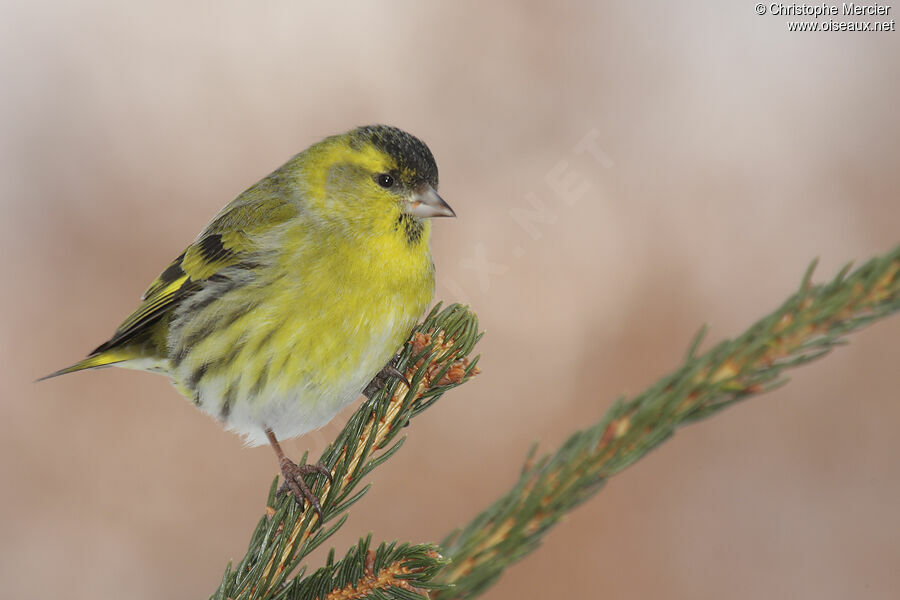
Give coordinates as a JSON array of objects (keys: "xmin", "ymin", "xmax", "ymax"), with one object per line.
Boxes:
[{"xmin": 2, "ymin": 2, "xmax": 899, "ymax": 599}]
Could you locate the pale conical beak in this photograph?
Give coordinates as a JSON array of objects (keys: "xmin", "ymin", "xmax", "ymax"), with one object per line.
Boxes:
[{"xmin": 403, "ymin": 185, "xmax": 456, "ymax": 218}]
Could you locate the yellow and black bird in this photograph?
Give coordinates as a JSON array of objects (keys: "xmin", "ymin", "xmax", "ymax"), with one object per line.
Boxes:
[{"xmin": 43, "ymin": 125, "xmax": 455, "ymax": 516}]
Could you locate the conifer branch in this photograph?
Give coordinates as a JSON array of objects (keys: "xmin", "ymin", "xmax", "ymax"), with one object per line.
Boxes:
[
  {"xmin": 287, "ymin": 536, "xmax": 447, "ymax": 600},
  {"xmin": 433, "ymin": 246, "xmax": 900, "ymax": 598},
  {"xmin": 212, "ymin": 245, "xmax": 900, "ymax": 600}
]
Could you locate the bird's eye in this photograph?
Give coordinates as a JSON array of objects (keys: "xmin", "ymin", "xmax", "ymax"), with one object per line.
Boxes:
[{"xmin": 374, "ymin": 173, "xmax": 395, "ymax": 189}]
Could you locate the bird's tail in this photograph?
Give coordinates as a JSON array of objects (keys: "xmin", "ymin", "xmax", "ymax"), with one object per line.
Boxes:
[{"xmin": 37, "ymin": 351, "xmax": 130, "ymax": 382}]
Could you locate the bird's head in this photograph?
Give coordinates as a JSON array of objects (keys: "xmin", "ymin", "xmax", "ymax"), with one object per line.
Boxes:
[{"xmin": 299, "ymin": 125, "xmax": 454, "ymax": 243}]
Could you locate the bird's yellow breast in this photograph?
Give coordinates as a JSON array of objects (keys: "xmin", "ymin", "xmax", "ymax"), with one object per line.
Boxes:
[
  {"xmin": 271, "ymin": 217, "xmax": 434, "ymax": 393},
  {"xmin": 169, "ymin": 215, "xmax": 435, "ymax": 446}
]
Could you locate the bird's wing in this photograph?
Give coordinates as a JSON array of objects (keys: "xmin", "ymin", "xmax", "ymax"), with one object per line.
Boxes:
[{"xmin": 92, "ymin": 195, "xmax": 298, "ymax": 356}]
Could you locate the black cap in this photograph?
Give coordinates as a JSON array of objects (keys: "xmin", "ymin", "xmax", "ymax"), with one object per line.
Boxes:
[{"xmin": 350, "ymin": 125, "xmax": 439, "ymax": 188}]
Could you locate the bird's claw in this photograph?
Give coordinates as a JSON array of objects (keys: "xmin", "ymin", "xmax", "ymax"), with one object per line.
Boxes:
[
  {"xmin": 381, "ymin": 363, "xmax": 412, "ymax": 388},
  {"xmin": 362, "ymin": 358, "xmax": 411, "ymax": 399},
  {"xmin": 276, "ymin": 458, "xmax": 333, "ymax": 521}
]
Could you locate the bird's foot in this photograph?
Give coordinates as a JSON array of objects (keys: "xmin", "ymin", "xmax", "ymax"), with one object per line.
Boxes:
[
  {"xmin": 276, "ymin": 458, "xmax": 334, "ymax": 521},
  {"xmin": 362, "ymin": 359, "xmax": 411, "ymax": 399}
]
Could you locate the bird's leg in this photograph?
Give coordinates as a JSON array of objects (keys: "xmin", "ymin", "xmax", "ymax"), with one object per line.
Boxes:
[
  {"xmin": 265, "ymin": 428, "xmax": 333, "ymax": 521},
  {"xmin": 362, "ymin": 354, "xmax": 411, "ymax": 399}
]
